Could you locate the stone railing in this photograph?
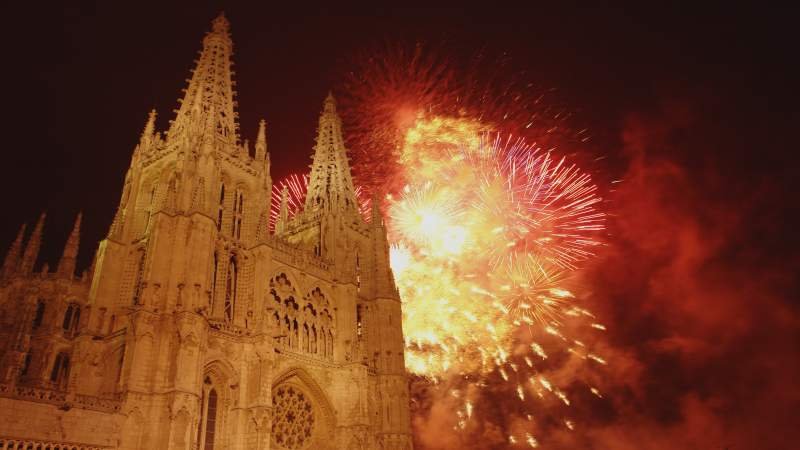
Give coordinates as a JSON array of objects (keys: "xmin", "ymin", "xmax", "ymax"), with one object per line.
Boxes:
[
  {"xmin": 274, "ymin": 346, "xmax": 337, "ymax": 368},
  {"xmin": 267, "ymin": 236, "xmax": 331, "ymax": 273},
  {"xmin": 208, "ymin": 319, "xmax": 249, "ymax": 337},
  {"xmin": 73, "ymin": 392, "xmax": 123, "ymax": 413},
  {"xmin": 0, "ymin": 383, "xmax": 66, "ymax": 403},
  {"xmin": 0, "ymin": 437, "xmax": 113, "ymax": 449},
  {"xmin": 0, "ymin": 383, "xmax": 121, "ymax": 414}
]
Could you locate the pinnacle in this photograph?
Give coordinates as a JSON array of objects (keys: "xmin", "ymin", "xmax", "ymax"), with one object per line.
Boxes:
[
  {"xmin": 58, "ymin": 212, "xmax": 82, "ymax": 277},
  {"xmin": 257, "ymin": 119, "xmax": 267, "ymax": 142},
  {"xmin": 304, "ymin": 94, "xmax": 358, "ymax": 214},
  {"xmin": 212, "ymin": 12, "xmax": 230, "ymax": 34},
  {"xmin": 1, "ymin": 223, "xmax": 27, "ymax": 277},
  {"xmin": 141, "ymin": 109, "xmax": 157, "ymax": 140},
  {"xmin": 20, "ymin": 212, "xmax": 46, "ymax": 273},
  {"xmin": 324, "ymin": 91, "xmax": 337, "ymax": 112},
  {"xmin": 72, "ymin": 211, "xmax": 83, "ymax": 232}
]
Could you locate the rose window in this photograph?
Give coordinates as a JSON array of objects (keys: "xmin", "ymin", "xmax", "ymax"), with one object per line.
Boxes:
[{"xmin": 272, "ymin": 385, "xmax": 315, "ymax": 449}]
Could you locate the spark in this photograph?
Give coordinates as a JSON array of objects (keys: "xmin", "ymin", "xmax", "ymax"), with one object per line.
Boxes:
[{"xmin": 296, "ymin": 44, "xmax": 611, "ymax": 441}]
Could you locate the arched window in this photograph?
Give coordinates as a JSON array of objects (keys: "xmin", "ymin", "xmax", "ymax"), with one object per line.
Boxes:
[
  {"xmin": 62, "ymin": 304, "xmax": 81, "ymax": 335},
  {"xmin": 311, "ymin": 326, "xmax": 317, "ymax": 354},
  {"xmin": 211, "ymin": 253, "xmax": 219, "ymax": 308},
  {"xmin": 292, "ymin": 319, "xmax": 299, "ymax": 350},
  {"xmin": 197, "ymin": 377, "xmax": 219, "ymax": 450},
  {"xmin": 303, "ymin": 324, "xmax": 310, "ymax": 352},
  {"xmin": 50, "ymin": 352, "xmax": 70, "ymax": 386},
  {"xmin": 145, "ymin": 184, "xmax": 158, "ymax": 233},
  {"xmin": 284, "ymin": 316, "xmax": 291, "ymax": 347},
  {"xmin": 205, "ymin": 389, "xmax": 218, "ymax": 449},
  {"xmin": 32, "ymin": 300, "xmax": 45, "ymax": 329},
  {"xmin": 232, "ymin": 189, "xmax": 244, "ymax": 239},
  {"xmin": 224, "ymin": 257, "xmax": 237, "ymax": 321},
  {"xmin": 217, "ymin": 184, "xmax": 226, "ymax": 232}
]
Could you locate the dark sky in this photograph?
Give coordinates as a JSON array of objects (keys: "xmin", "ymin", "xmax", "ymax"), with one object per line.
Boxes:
[
  {"xmin": 1, "ymin": 2, "xmax": 795, "ymax": 271},
  {"xmin": 2, "ymin": 3, "xmax": 798, "ymax": 448}
]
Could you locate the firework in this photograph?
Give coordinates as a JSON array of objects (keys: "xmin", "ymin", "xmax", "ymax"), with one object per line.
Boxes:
[
  {"xmin": 270, "ymin": 173, "xmax": 372, "ymax": 230},
  {"xmin": 288, "ymin": 43, "xmax": 609, "ymax": 444},
  {"xmin": 389, "ymin": 117, "xmax": 605, "ymax": 368},
  {"xmin": 383, "ymin": 115, "xmax": 607, "ymax": 446},
  {"xmin": 337, "ymin": 43, "xmax": 582, "ymax": 197}
]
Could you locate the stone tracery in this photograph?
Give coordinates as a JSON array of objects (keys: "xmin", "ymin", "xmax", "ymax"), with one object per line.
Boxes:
[
  {"xmin": 271, "ymin": 384, "xmax": 315, "ymax": 450},
  {"xmin": 269, "ymin": 274, "xmax": 335, "ymax": 360}
]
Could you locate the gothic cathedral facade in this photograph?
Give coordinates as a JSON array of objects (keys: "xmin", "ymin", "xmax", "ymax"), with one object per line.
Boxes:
[{"xmin": 0, "ymin": 14, "xmax": 413, "ymax": 450}]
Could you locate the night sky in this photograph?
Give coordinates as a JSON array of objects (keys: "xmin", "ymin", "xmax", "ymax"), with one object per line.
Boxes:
[{"xmin": 2, "ymin": 3, "xmax": 798, "ymax": 448}]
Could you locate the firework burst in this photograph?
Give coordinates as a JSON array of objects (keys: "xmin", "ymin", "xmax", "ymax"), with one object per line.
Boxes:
[
  {"xmin": 277, "ymin": 43, "xmax": 611, "ymax": 445},
  {"xmin": 382, "ymin": 115, "xmax": 607, "ymax": 446},
  {"xmin": 270, "ymin": 173, "xmax": 372, "ymax": 230},
  {"xmin": 337, "ymin": 43, "xmax": 582, "ymax": 197}
]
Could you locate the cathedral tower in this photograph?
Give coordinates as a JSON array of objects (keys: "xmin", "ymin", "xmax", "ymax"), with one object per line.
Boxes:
[{"xmin": 0, "ymin": 13, "xmax": 412, "ymax": 450}]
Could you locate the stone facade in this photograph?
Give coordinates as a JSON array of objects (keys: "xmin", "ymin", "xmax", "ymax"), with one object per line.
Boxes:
[{"xmin": 0, "ymin": 13, "xmax": 413, "ymax": 450}]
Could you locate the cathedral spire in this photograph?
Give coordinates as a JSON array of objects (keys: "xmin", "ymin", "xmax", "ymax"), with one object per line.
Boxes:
[
  {"xmin": 1, "ymin": 223, "xmax": 26, "ymax": 278},
  {"xmin": 57, "ymin": 212, "xmax": 82, "ymax": 278},
  {"xmin": 304, "ymin": 93, "xmax": 358, "ymax": 214},
  {"xmin": 167, "ymin": 12, "xmax": 239, "ymax": 147},
  {"xmin": 20, "ymin": 213, "xmax": 45, "ymax": 273}
]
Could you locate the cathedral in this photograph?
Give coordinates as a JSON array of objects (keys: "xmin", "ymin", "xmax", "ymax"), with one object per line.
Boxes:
[{"xmin": 0, "ymin": 13, "xmax": 413, "ymax": 450}]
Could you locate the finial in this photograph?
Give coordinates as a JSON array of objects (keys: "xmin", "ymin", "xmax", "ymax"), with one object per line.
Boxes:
[
  {"xmin": 323, "ymin": 91, "xmax": 336, "ymax": 112},
  {"xmin": 72, "ymin": 211, "xmax": 83, "ymax": 232},
  {"xmin": 212, "ymin": 12, "xmax": 230, "ymax": 34},
  {"xmin": 257, "ymin": 119, "xmax": 266, "ymax": 142}
]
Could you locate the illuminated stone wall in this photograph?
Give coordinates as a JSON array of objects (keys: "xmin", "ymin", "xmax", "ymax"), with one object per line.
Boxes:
[{"xmin": 0, "ymin": 13, "xmax": 412, "ymax": 450}]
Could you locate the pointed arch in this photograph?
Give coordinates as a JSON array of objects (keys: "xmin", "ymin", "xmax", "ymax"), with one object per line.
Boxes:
[
  {"xmin": 203, "ymin": 358, "xmax": 239, "ymax": 385},
  {"xmin": 267, "ymin": 266, "xmax": 303, "ymax": 296},
  {"xmin": 197, "ymin": 360, "xmax": 238, "ymax": 450}
]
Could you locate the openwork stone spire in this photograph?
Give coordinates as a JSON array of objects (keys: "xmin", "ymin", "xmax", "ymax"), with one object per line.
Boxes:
[
  {"xmin": 167, "ymin": 12, "xmax": 239, "ymax": 146},
  {"xmin": 304, "ymin": 93, "xmax": 358, "ymax": 214}
]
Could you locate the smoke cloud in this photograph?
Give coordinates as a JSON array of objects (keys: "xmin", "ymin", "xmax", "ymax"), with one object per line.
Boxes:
[{"xmin": 411, "ymin": 95, "xmax": 800, "ymax": 449}]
